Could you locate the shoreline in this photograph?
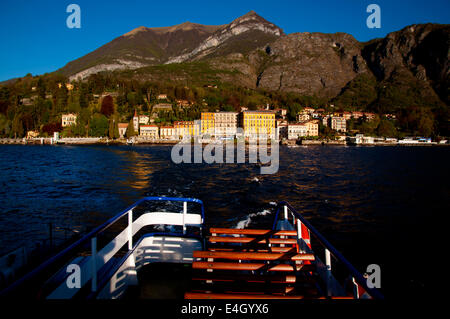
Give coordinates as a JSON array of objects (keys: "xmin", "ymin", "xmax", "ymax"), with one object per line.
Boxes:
[{"xmin": 0, "ymin": 137, "xmax": 448, "ymax": 147}]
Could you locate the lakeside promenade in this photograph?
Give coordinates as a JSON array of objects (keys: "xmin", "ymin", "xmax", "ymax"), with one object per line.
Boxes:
[{"xmin": 0, "ymin": 137, "xmax": 447, "ymax": 146}]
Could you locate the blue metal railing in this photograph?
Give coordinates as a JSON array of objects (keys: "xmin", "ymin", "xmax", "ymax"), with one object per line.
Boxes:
[
  {"xmin": 0, "ymin": 197, "xmax": 205, "ymax": 297},
  {"xmin": 272, "ymin": 201, "xmax": 384, "ymax": 300}
]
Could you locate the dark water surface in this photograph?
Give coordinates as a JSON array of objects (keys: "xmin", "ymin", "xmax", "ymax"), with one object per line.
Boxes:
[{"xmin": 0, "ymin": 144, "xmax": 448, "ymax": 298}]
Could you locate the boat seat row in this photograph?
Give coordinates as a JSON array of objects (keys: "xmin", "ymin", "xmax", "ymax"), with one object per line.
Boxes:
[{"xmin": 184, "ymin": 227, "xmax": 321, "ymax": 299}]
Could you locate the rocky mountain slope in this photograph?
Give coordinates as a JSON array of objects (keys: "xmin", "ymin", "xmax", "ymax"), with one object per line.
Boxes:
[
  {"xmin": 57, "ymin": 11, "xmax": 449, "ymax": 108},
  {"xmin": 61, "ymin": 11, "xmax": 283, "ymax": 81},
  {"xmin": 361, "ymin": 23, "xmax": 449, "ymax": 108}
]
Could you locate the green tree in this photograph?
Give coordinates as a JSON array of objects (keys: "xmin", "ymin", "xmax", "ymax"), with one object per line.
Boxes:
[
  {"xmin": 108, "ymin": 116, "xmax": 120, "ymax": 139},
  {"xmin": 11, "ymin": 114, "xmax": 24, "ymax": 138},
  {"xmin": 89, "ymin": 114, "xmax": 109, "ymax": 137},
  {"xmin": 377, "ymin": 119, "xmax": 397, "ymax": 137},
  {"xmin": 126, "ymin": 119, "xmax": 136, "ymax": 138},
  {"xmin": 55, "ymin": 86, "xmax": 68, "ymax": 113},
  {"xmin": 0, "ymin": 114, "xmax": 10, "ymax": 137},
  {"xmin": 67, "ymin": 92, "xmax": 81, "ymax": 113},
  {"xmin": 114, "ymin": 116, "xmax": 120, "ymax": 139}
]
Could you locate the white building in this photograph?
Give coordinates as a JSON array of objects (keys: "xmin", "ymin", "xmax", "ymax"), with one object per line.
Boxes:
[
  {"xmin": 331, "ymin": 117, "xmax": 346, "ymax": 132},
  {"xmin": 214, "ymin": 112, "xmax": 238, "ymax": 137},
  {"xmin": 160, "ymin": 126, "xmax": 175, "ymax": 140},
  {"xmin": 288, "ymin": 123, "xmax": 308, "ymax": 139},
  {"xmin": 118, "ymin": 123, "xmax": 128, "ymax": 138},
  {"xmin": 139, "ymin": 125, "xmax": 159, "ymax": 139},
  {"xmin": 139, "ymin": 115, "xmax": 150, "ymax": 125},
  {"xmin": 62, "ymin": 113, "xmax": 77, "ymax": 127}
]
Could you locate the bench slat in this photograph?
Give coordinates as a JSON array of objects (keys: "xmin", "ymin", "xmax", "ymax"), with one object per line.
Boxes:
[
  {"xmin": 185, "ymin": 292, "xmax": 308, "ymax": 299},
  {"xmin": 192, "ymin": 261, "xmax": 315, "ymax": 272},
  {"xmin": 210, "ymin": 228, "xmax": 297, "ymax": 236},
  {"xmin": 208, "ymin": 247, "xmax": 297, "ymax": 253},
  {"xmin": 193, "ymin": 250, "xmax": 314, "ymax": 261},
  {"xmin": 208, "ymin": 237, "xmax": 298, "ymax": 244},
  {"xmin": 191, "ymin": 273, "xmax": 319, "ymax": 284}
]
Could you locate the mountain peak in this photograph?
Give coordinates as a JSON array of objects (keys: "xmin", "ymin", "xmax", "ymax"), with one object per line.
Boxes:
[
  {"xmin": 233, "ymin": 10, "xmax": 264, "ymax": 23},
  {"xmin": 228, "ymin": 10, "xmax": 284, "ymax": 36},
  {"xmin": 243, "ymin": 10, "xmax": 257, "ymax": 17},
  {"xmin": 123, "ymin": 26, "xmax": 149, "ymax": 37}
]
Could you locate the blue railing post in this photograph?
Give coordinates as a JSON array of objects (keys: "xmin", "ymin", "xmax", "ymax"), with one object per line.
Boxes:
[
  {"xmin": 91, "ymin": 237, "xmax": 97, "ymax": 292},
  {"xmin": 127, "ymin": 209, "xmax": 133, "ymax": 250}
]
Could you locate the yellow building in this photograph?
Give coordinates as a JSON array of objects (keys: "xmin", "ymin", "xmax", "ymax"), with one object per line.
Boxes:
[
  {"xmin": 305, "ymin": 120, "xmax": 319, "ymax": 137},
  {"xmin": 241, "ymin": 110, "xmax": 276, "ymax": 139},
  {"xmin": 58, "ymin": 83, "xmax": 74, "ymax": 90},
  {"xmin": 201, "ymin": 112, "xmax": 238, "ymax": 137},
  {"xmin": 201, "ymin": 112, "xmax": 215, "ymax": 135},
  {"xmin": 174, "ymin": 121, "xmax": 200, "ymax": 139},
  {"xmin": 26, "ymin": 130, "xmax": 39, "ymax": 139}
]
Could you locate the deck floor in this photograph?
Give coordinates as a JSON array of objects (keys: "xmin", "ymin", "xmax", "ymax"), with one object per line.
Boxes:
[{"xmin": 123, "ymin": 263, "xmax": 193, "ymax": 299}]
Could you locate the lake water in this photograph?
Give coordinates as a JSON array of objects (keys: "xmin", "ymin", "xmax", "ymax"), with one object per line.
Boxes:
[{"xmin": 0, "ymin": 144, "xmax": 448, "ymax": 298}]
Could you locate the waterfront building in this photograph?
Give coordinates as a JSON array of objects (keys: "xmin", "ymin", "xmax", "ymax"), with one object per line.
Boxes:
[
  {"xmin": 331, "ymin": 117, "xmax": 346, "ymax": 132},
  {"xmin": 160, "ymin": 126, "xmax": 175, "ymax": 140},
  {"xmin": 26, "ymin": 130, "xmax": 39, "ymax": 139},
  {"xmin": 213, "ymin": 112, "xmax": 238, "ymax": 137},
  {"xmin": 118, "ymin": 123, "xmax": 128, "ymax": 138},
  {"xmin": 349, "ymin": 134, "xmax": 375, "ymax": 144},
  {"xmin": 288, "ymin": 123, "xmax": 308, "ymax": 139},
  {"xmin": 132, "ymin": 111, "xmax": 151, "ymax": 133},
  {"xmin": 174, "ymin": 120, "xmax": 200, "ymax": 139},
  {"xmin": 139, "ymin": 125, "xmax": 159, "ymax": 139},
  {"xmin": 305, "ymin": 120, "xmax": 319, "ymax": 137},
  {"xmin": 240, "ymin": 110, "xmax": 276, "ymax": 140},
  {"xmin": 201, "ymin": 112, "xmax": 215, "ymax": 135},
  {"xmin": 287, "ymin": 120, "xmax": 319, "ymax": 139},
  {"xmin": 62, "ymin": 113, "xmax": 77, "ymax": 127}
]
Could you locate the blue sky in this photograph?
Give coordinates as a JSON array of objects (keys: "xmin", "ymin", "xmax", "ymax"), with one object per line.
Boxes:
[{"xmin": 0, "ymin": 0, "xmax": 449, "ymax": 81}]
